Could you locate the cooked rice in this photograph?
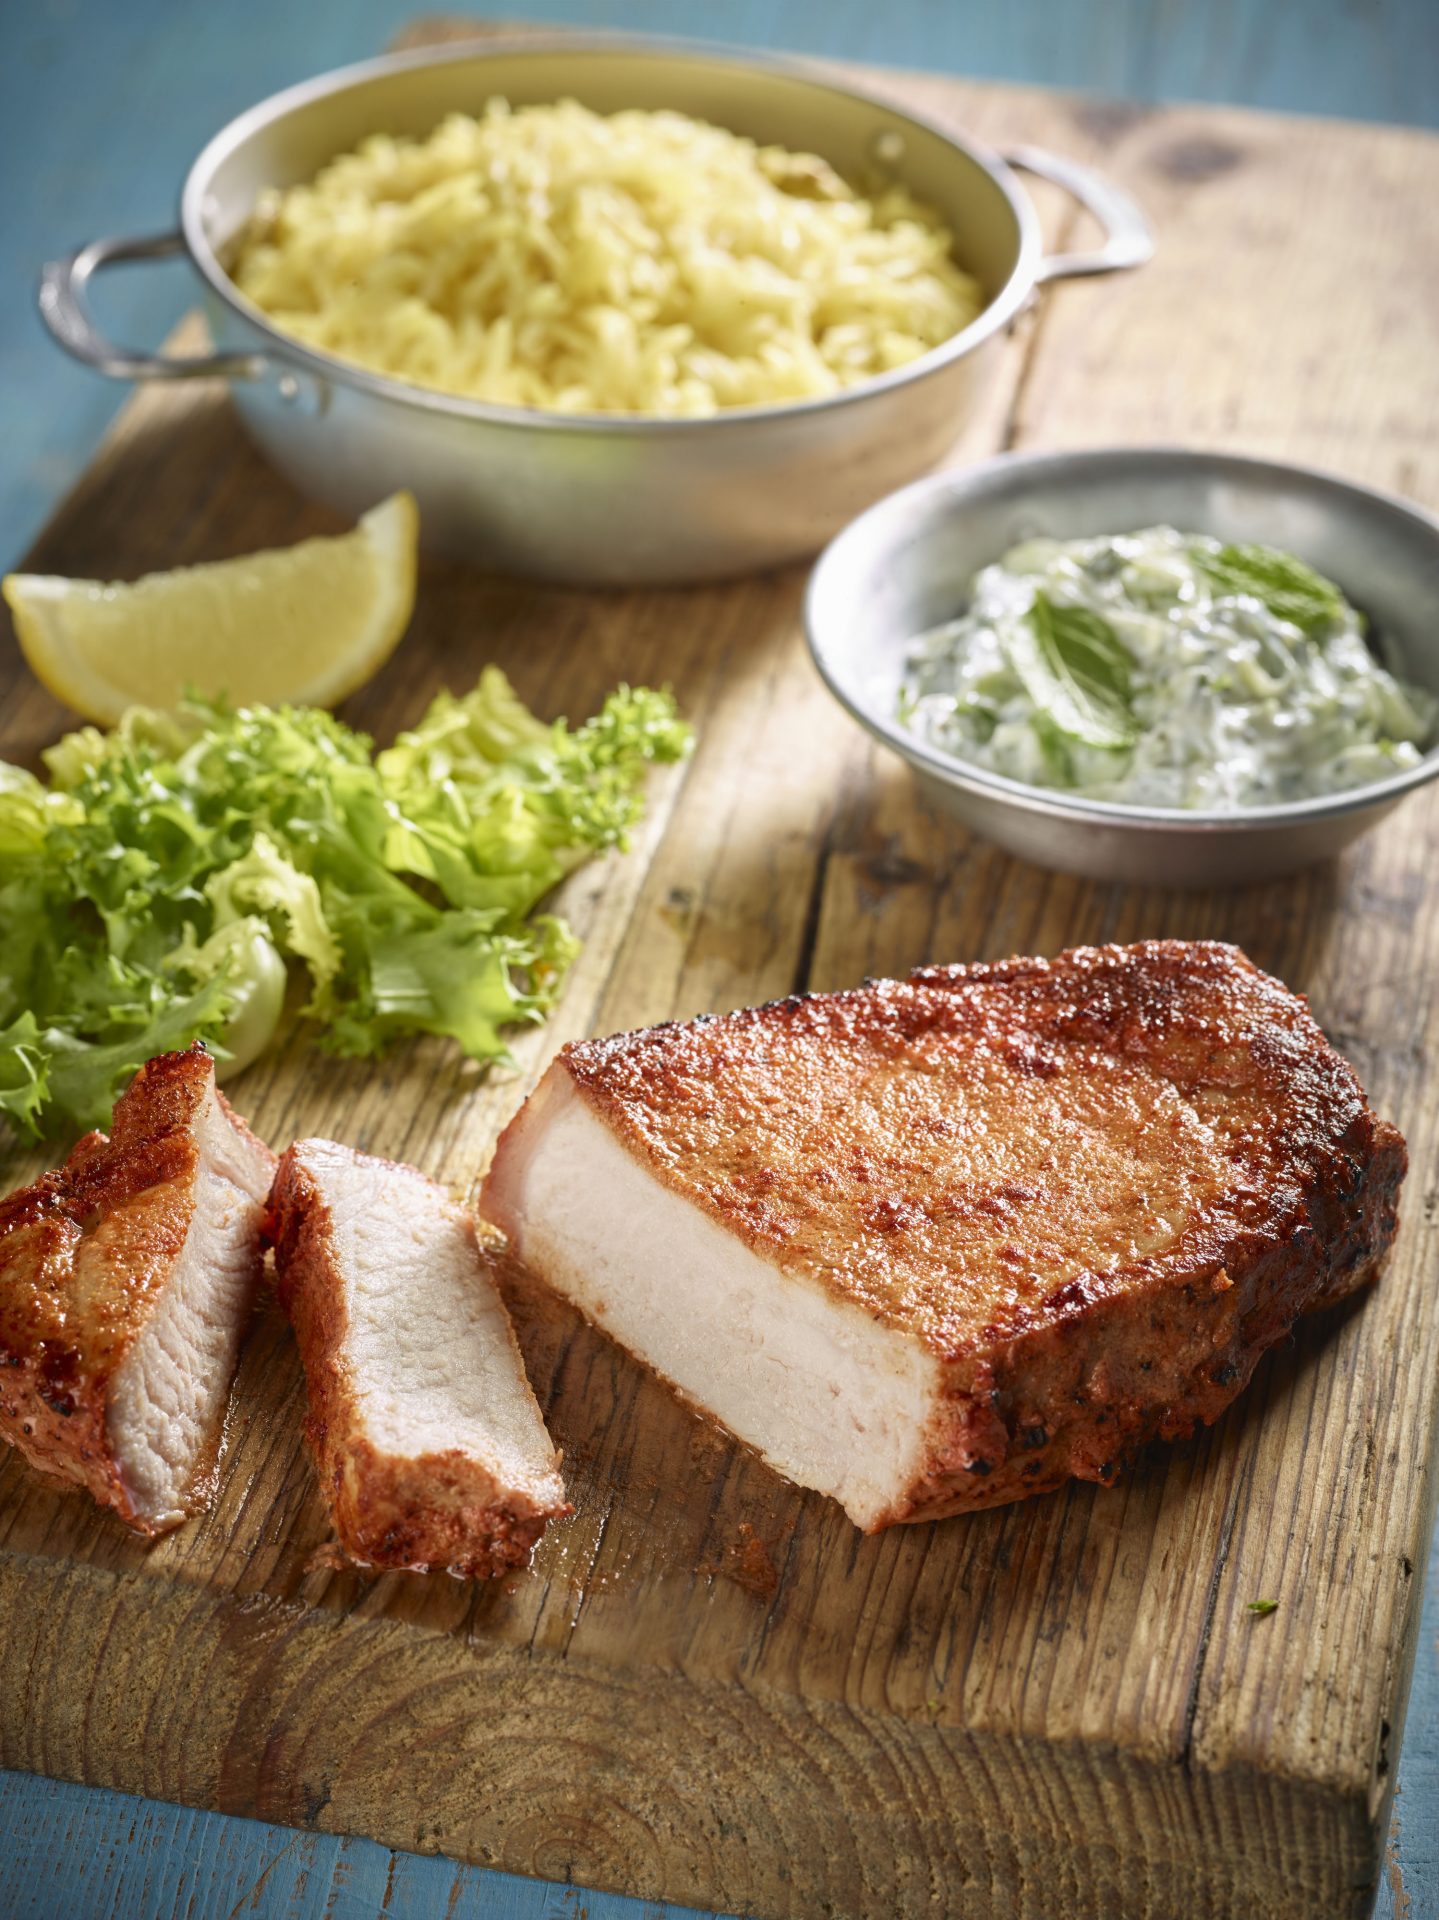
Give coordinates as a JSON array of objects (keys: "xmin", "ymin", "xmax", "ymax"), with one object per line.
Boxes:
[{"xmin": 231, "ymin": 100, "xmax": 984, "ymax": 415}]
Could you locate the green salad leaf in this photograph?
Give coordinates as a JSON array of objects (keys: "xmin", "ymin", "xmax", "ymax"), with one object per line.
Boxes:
[
  {"xmin": 1005, "ymin": 592, "xmax": 1137, "ymax": 751},
  {"xmin": 0, "ymin": 671, "xmax": 689, "ymax": 1140},
  {"xmin": 1195, "ymin": 542, "xmax": 1345, "ymax": 637}
]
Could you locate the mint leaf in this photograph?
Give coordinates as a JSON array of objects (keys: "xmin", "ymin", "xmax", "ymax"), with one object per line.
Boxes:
[
  {"xmin": 1006, "ymin": 592, "xmax": 1137, "ymax": 751},
  {"xmin": 1196, "ymin": 542, "xmax": 1345, "ymax": 636}
]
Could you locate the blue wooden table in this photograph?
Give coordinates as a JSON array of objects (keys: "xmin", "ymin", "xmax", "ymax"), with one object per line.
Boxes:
[{"xmin": 1, "ymin": 3, "xmax": 1436, "ymax": 1915}]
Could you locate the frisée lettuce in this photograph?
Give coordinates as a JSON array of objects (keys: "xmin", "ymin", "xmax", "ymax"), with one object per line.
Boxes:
[{"xmin": 0, "ymin": 670, "xmax": 689, "ymax": 1139}]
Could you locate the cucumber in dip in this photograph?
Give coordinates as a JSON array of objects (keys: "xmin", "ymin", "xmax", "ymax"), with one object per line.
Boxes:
[{"xmin": 899, "ymin": 526, "xmax": 1436, "ymax": 808}]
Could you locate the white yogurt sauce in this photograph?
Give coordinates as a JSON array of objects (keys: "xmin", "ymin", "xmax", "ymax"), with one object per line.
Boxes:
[{"xmin": 900, "ymin": 526, "xmax": 1435, "ymax": 809}]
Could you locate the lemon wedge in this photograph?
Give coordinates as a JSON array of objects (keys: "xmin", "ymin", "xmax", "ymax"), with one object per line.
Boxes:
[{"xmin": 3, "ymin": 491, "xmax": 419, "ymax": 723}]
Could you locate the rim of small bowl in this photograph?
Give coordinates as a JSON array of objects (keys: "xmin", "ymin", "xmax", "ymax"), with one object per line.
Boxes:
[
  {"xmin": 180, "ymin": 32, "xmax": 1045, "ymax": 436},
  {"xmin": 804, "ymin": 444, "xmax": 1439, "ymax": 836}
]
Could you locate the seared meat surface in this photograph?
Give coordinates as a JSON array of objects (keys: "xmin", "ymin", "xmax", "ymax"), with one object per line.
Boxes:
[
  {"xmin": 0, "ymin": 1044, "xmax": 275, "ymax": 1533},
  {"xmin": 483, "ymin": 941, "xmax": 1405, "ymax": 1530},
  {"xmin": 268, "ymin": 1139, "xmax": 569, "ymax": 1577}
]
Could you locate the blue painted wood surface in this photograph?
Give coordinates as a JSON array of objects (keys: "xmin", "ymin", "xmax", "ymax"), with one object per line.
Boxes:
[{"xmin": 1, "ymin": 3, "xmax": 1436, "ymax": 1916}]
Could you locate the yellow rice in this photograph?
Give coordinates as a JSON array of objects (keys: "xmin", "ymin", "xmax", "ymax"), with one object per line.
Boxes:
[{"xmin": 231, "ymin": 100, "xmax": 984, "ymax": 416}]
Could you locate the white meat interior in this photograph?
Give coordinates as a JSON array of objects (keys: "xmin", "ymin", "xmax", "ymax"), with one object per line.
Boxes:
[
  {"xmin": 496, "ymin": 1083, "xmax": 938, "ymax": 1530},
  {"xmin": 304, "ymin": 1145, "xmax": 559, "ymax": 1501},
  {"xmin": 107, "ymin": 1084, "xmax": 273, "ymax": 1526}
]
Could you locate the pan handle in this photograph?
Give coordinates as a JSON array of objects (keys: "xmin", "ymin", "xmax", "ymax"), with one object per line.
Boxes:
[
  {"xmin": 1002, "ymin": 147, "xmax": 1154, "ymax": 282},
  {"xmin": 39, "ymin": 231, "xmax": 271, "ymax": 382}
]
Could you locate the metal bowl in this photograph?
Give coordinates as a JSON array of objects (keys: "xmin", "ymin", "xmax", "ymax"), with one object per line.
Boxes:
[
  {"xmin": 38, "ymin": 36, "xmax": 1150, "ymax": 586},
  {"xmin": 805, "ymin": 448, "xmax": 1439, "ymax": 886}
]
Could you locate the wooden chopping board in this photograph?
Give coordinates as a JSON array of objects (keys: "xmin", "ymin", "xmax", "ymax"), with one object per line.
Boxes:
[{"xmin": 1, "ymin": 24, "xmax": 1437, "ymax": 1920}]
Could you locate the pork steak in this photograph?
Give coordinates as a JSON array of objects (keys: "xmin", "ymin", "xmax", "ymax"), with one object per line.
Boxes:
[{"xmin": 482, "ymin": 941, "xmax": 1405, "ymax": 1530}]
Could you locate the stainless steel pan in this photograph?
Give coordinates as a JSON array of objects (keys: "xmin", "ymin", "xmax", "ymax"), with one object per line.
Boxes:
[{"xmin": 39, "ymin": 38, "xmax": 1151, "ymax": 585}]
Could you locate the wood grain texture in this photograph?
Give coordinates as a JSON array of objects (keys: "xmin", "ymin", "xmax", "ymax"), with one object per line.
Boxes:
[{"xmin": 1, "ymin": 32, "xmax": 1437, "ymax": 1920}]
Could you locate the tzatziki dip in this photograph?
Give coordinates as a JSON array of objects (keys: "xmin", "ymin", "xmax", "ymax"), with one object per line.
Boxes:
[{"xmin": 899, "ymin": 526, "xmax": 1436, "ymax": 809}]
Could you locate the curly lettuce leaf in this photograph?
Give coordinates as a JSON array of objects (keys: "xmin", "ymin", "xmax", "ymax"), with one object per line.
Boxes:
[
  {"xmin": 0, "ymin": 672, "xmax": 689, "ymax": 1140},
  {"xmin": 378, "ymin": 669, "xmax": 692, "ymax": 911},
  {"xmin": 353, "ymin": 912, "xmax": 581, "ymax": 1062},
  {"xmin": 14, "ymin": 975, "xmax": 237, "ymax": 1138},
  {"xmin": 0, "ymin": 1013, "xmax": 50, "ymax": 1138},
  {"xmin": 206, "ymin": 832, "xmax": 342, "ymax": 989},
  {"xmin": 166, "ymin": 918, "xmax": 288, "ymax": 1079}
]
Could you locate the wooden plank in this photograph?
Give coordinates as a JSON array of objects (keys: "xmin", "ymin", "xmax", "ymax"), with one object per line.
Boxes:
[
  {"xmin": 813, "ymin": 89, "xmax": 1439, "ymax": 1831},
  {"xmin": 0, "ymin": 33, "xmax": 1436, "ymax": 1920}
]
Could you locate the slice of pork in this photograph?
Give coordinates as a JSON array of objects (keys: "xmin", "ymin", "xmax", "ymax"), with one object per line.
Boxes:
[
  {"xmin": 0, "ymin": 1044, "xmax": 276, "ymax": 1532},
  {"xmin": 268, "ymin": 1139, "xmax": 568, "ymax": 1577}
]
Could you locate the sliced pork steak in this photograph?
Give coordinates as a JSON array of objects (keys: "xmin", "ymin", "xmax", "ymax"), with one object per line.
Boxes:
[
  {"xmin": 482, "ymin": 941, "xmax": 1405, "ymax": 1530},
  {"xmin": 0, "ymin": 1043, "xmax": 275, "ymax": 1532},
  {"xmin": 268, "ymin": 1140, "xmax": 568, "ymax": 1577}
]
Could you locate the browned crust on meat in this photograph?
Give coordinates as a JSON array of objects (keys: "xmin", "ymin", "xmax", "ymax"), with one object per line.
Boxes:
[
  {"xmin": 0, "ymin": 1043, "xmax": 273, "ymax": 1534},
  {"xmin": 267, "ymin": 1143, "xmax": 568, "ymax": 1578},
  {"xmin": 882, "ymin": 1112, "xmax": 1403, "ymax": 1525},
  {"xmin": 553, "ymin": 941, "xmax": 1402, "ymax": 1349},
  {"xmin": 488, "ymin": 941, "xmax": 1406, "ymax": 1526}
]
